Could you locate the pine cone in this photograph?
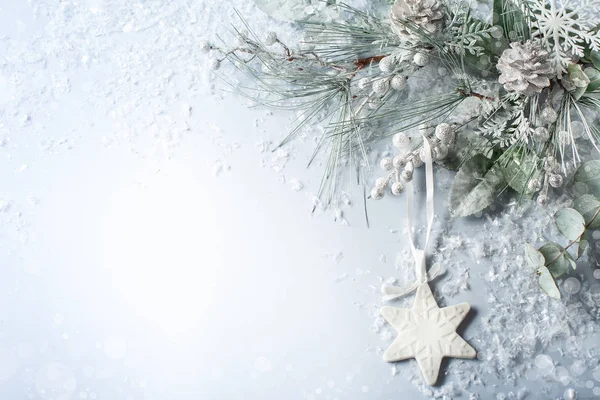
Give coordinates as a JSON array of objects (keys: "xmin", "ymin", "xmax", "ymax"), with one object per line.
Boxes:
[
  {"xmin": 390, "ymin": 0, "xmax": 445, "ymax": 38},
  {"xmin": 497, "ymin": 41, "xmax": 554, "ymax": 96}
]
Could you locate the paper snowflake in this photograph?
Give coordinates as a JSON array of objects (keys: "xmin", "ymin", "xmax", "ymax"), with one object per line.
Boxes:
[{"xmin": 527, "ymin": 0, "xmax": 600, "ymax": 75}]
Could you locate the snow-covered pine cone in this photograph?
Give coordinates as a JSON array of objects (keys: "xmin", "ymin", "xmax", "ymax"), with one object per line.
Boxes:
[
  {"xmin": 390, "ymin": 0, "xmax": 444, "ymax": 39},
  {"xmin": 497, "ymin": 40, "xmax": 554, "ymax": 96}
]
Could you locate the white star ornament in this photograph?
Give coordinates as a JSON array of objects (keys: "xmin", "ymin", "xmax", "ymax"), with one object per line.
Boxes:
[{"xmin": 380, "ymin": 283, "xmax": 476, "ymax": 385}]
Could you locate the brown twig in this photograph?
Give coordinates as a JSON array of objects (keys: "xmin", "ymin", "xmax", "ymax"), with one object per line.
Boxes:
[
  {"xmin": 276, "ymin": 39, "xmax": 294, "ymax": 61},
  {"xmin": 354, "ymin": 55, "xmax": 386, "ymax": 71},
  {"xmin": 457, "ymin": 88, "xmax": 495, "ymax": 101}
]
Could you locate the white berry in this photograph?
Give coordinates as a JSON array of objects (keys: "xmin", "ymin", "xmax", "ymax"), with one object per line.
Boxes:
[
  {"xmin": 393, "ymin": 132, "xmax": 411, "ymax": 150},
  {"xmin": 200, "ymin": 40, "xmax": 211, "ymax": 53},
  {"xmin": 540, "ymin": 106, "xmax": 558, "ymax": 124},
  {"xmin": 380, "ymin": 157, "xmax": 393, "ymax": 171},
  {"xmin": 264, "ymin": 31, "xmax": 278, "ymax": 46},
  {"xmin": 549, "ymin": 174, "xmax": 563, "ymax": 188},
  {"xmin": 537, "ymin": 194, "xmax": 548, "ymax": 205},
  {"xmin": 401, "ymin": 169, "xmax": 413, "ymax": 182},
  {"xmin": 375, "ymin": 177, "xmax": 389, "ymax": 189},
  {"xmin": 527, "ymin": 178, "xmax": 541, "ymax": 192},
  {"xmin": 391, "ymin": 181, "xmax": 405, "ymax": 195},
  {"xmin": 391, "ymin": 75, "xmax": 407, "ymax": 90},
  {"xmin": 379, "ymin": 56, "xmax": 395, "ymax": 73},
  {"xmin": 534, "ymin": 126, "xmax": 550, "ymax": 142},
  {"xmin": 393, "ymin": 155, "xmax": 406, "ymax": 169},
  {"xmin": 371, "ymin": 187, "xmax": 385, "ymax": 200},
  {"xmin": 435, "ymin": 123, "xmax": 454, "ymax": 143},
  {"xmin": 208, "ymin": 58, "xmax": 221, "ymax": 70},
  {"xmin": 358, "ymin": 77, "xmax": 370, "ymax": 90},
  {"xmin": 413, "ymin": 52, "xmax": 430, "ymax": 67},
  {"xmin": 373, "ymin": 79, "xmax": 390, "ymax": 94}
]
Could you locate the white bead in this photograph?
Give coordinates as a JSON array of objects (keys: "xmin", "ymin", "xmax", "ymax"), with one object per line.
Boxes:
[
  {"xmin": 534, "ymin": 126, "xmax": 550, "ymax": 142},
  {"xmin": 401, "ymin": 169, "xmax": 413, "ymax": 182},
  {"xmin": 379, "ymin": 56, "xmax": 395, "ymax": 73},
  {"xmin": 537, "ymin": 194, "xmax": 548, "ymax": 205},
  {"xmin": 393, "ymin": 132, "xmax": 411, "ymax": 149},
  {"xmin": 208, "ymin": 58, "xmax": 221, "ymax": 70},
  {"xmin": 358, "ymin": 77, "xmax": 370, "ymax": 90},
  {"xmin": 264, "ymin": 31, "xmax": 278, "ymax": 46},
  {"xmin": 375, "ymin": 177, "xmax": 388, "ymax": 189},
  {"xmin": 200, "ymin": 40, "xmax": 211, "ymax": 53},
  {"xmin": 413, "ymin": 52, "xmax": 430, "ymax": 67},
  {"xmin": 371, "ymin": 187, "xmax": 385, "ymax": 200},
  {"xmin": 391, "ymin": 181, "xmax": 405, "ymax": 195},
  {"xmin": 435, "ymin": 123, "xmax": 454, "ymax": 143},
  {"xmin": 391, "ymin": 75, "xmax": 407, "ymax": 90},
  {"xmin": 393, "ymin": 155, "xmax": 406, "ymax": 169},
  {"xmin": 372, "ymin": 79, "xmax": 390, "ymax": 94},
  {"xmin": 549, "ymin": 174, "xmax": 563, "ymax": 188},
  {"xmin": 380, "ymin": 157, "xmax": 393, "ymax": 171},
  {"xmin": 540, "ymin": 106, "xmax": 558, "ymax": 124},
  {"xmin": 404, "ymin": 161, "xmax": 414, "ymax": 172}
]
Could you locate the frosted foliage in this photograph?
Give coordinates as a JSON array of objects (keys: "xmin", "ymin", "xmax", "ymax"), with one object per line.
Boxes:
[{"xmin": 528, "ymin": 0, "xmax": 600, "ymax": 74}]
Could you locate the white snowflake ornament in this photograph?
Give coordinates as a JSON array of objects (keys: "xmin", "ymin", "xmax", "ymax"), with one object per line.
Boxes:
[
  {"xmin": 528, "ymin": 0, "xmax": 600, "ymax": 75},
  {"xmin": 381, "ymin": 283, "xmax": 476, "ymax": 385}
]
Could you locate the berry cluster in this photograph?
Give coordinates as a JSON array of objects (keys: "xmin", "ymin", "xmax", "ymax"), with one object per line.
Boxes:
[{"xmin": 371, "ymin": 123, "xmax": 455, "ymax": 200}]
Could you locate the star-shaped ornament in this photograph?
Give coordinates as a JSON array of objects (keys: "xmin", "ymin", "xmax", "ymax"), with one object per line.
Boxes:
[{"xmin": 381, "ymin": 283, "xmax": 476, "ymax": 385}]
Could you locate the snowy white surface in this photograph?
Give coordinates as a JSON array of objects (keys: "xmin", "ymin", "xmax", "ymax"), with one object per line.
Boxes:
[{"xmin": 1, "ymin": 1, "xmax": 600, "ymax": 399}]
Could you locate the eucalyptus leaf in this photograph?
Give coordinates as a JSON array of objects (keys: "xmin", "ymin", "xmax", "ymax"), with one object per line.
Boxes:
[
  {"xmin": 573, "ymin": 194, "xmax": 600, "ymax": 229},
  {"xmin": 524, "ymin": 243, "xmax": 545, "ymax": 269},
  {"xmin": 573, "ymin": 160, "xmax": 600, "ymax": 198},
  {"xmin": 579, "ymin": 229, "xmax": 591, "ymax": 258},
  {"xmin": 555, "ymin": 208, "xmax": 586, "ymax": 241},
  {"xmin": 564, "ymin": 64, "xmax": 591, "ymax": 100},
  {"xmin": 499, "ymin": 150, "xmax": 540, "ymax": 196},
  {"xmin": 539, "ymin": 243, "xmax": 573, "ymax": 277},
  {"xmin": 585, "ymin": 67, "xmax": 600, "ymax": 92},
  {"xmin": 449, "ymin": 155, "xmax": 505, "ymax": 218},
  {"xmin": 537, "ymin": 266, "xmax": 561, "ymax": 299}
]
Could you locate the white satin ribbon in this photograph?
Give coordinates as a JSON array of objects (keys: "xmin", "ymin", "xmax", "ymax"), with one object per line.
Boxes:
[{"xmin": 382, "ymin": 137, "xmax": 444, "ymax": 301}]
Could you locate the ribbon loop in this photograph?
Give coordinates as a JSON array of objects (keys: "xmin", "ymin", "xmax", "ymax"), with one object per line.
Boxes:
[{"xmin": 381, "ymin": 135, "xmax": 441, "ymax": 301}]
